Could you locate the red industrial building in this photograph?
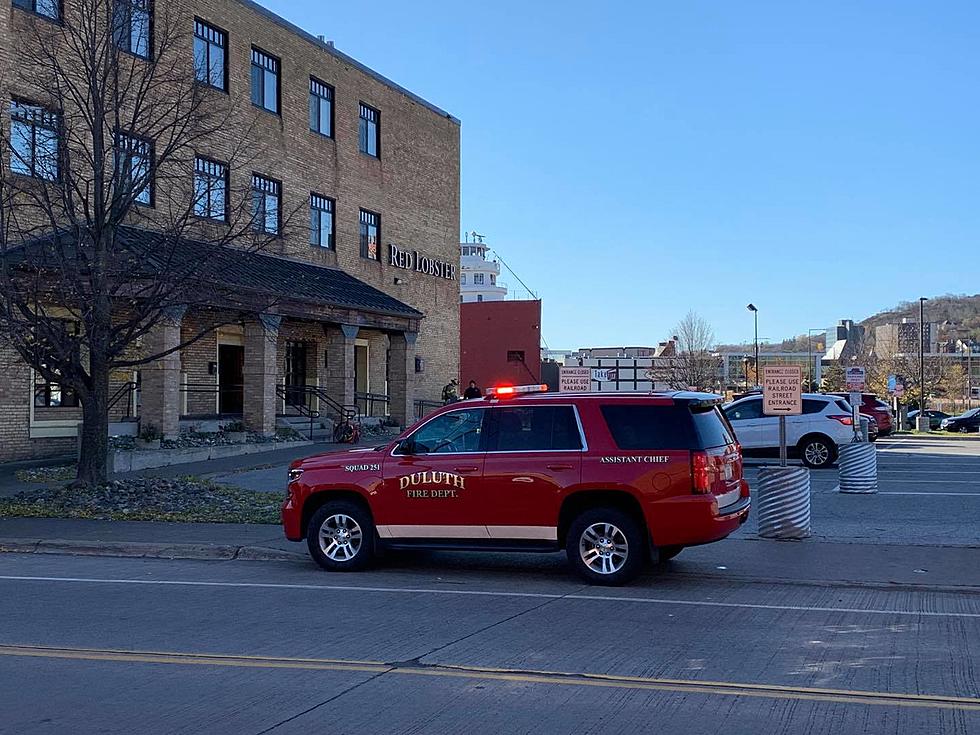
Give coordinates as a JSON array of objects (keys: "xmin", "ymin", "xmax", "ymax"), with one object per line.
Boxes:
[{"xmin": 460, "ymin": 300, "xmax": 542, "ymax": 390}]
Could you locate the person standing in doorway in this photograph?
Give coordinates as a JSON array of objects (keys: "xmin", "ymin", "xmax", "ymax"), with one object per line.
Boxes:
[{"xmin": 463, "ymin": 380, "xmax": 483, "ymax": 400}]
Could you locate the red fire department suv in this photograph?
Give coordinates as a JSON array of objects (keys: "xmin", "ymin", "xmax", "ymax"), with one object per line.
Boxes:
[{"xmin": 282, "ymin": 386, "xmax": 750, "ymax": 585}]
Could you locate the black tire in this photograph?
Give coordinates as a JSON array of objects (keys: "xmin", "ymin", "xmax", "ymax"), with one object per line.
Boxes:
[
  {"xmin": 307, "ymin": 500, "xmax": 375, "ymax": 572},
  {"xmin": 799, "ymin": 435, "xmax": 836, "ymax": 469},
  {"xmin": 657, "ymin": 545, "xmax": 684, "ymax": 563},
  {"xmin": 566, "ymin": 507, "xmax": 646, "ymax": 586}
]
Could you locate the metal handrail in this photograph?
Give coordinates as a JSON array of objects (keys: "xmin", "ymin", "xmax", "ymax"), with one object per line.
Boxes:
[
  {"xmin": 414, "ymin": 399, "xmax": 443, "ymax": 419},
  {"xmin": 108, "ymin": 381, "xmax": 138, "ymax": 417},
  {"xmin": 356, "ymin": 391, "xmax": 390, "ymax": 417},
  {"xmin": 275, "ymin": 385, "xmax": 320, "ymax": 440}
]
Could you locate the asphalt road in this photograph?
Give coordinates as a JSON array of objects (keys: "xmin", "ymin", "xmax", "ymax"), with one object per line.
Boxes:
[{"xmin": 1, "ymin": 549, "xmax": 979, "ymax": 735}]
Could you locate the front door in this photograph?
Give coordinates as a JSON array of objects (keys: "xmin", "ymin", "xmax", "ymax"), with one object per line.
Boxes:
[
  {"xmin": 480, "ymin": 404, "xmax": 584, "ymax": 541},
  {"xmin": 378, "ymin": 406, "xmax": 490, "ymax": 540},
  {"xmin": 217, "ymin": 344, "xmax": 244, "ymax": 414},
  {"xmin": 284, "ymin": 340, "xmax": 308, "ymax": 409}
]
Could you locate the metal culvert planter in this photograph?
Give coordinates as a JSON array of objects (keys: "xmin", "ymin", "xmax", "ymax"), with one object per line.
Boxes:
[
  {"xmin": 756, "ymin": 466, "xmax": 811, "ymax": 539},
  {"xmin": 838, "ymin": 441, "xmax": 878, "ymax": 494}
]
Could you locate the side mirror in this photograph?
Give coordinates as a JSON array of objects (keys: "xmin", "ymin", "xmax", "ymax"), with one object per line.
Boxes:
[{"xmin": 396, "ymin": 437, "xmax": 416, "ymax": 456}]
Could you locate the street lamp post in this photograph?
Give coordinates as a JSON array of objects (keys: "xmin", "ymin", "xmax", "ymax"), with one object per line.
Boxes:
[
  {"xmin": 807, "ymin": 328, "xmax": 824, "ymax": 391},
  {"xmin": 917, "ymin": 297, "xmax": 929, "ymax": 431},
  {"xmin": 747, "ymin": 304, "xmax": 759, "ymax": 388}
]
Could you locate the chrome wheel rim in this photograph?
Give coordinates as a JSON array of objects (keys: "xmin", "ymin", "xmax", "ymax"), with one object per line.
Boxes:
[
  {"xmin": 805, "ymin": 442, "xmax": 829, "ymax": 466},
  {"xmin": 318, "ymin": 513, "xmax": 363, "ymax": 562},
  {"xmin": 579, "ymin": 522, "xmax": 628, "ymax": 575}
]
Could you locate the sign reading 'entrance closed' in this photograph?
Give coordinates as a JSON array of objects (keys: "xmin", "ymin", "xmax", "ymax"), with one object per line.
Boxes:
[{"xmin": 762, "ymin": 365, "xmax": 802, "ymax": 416}]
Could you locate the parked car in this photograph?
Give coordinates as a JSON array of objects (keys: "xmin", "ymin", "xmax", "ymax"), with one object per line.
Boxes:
[
  {"xmin": 940, "ymin": 408, "xmax": 980, "ymax": 433},
  {"xmin": 906, "ymin": 409, "xmax": 951, "ymax": 430},
  {"xmin": 284, "ymin": 385, "xmax": 750, "ymax": 585},
  {"xmin": 828, "ymin": 392, "xmax": 894, "ymax": 435},
  {"xmin": 723, "ymin": 393, "xmax": 865, "ymax": 468}
]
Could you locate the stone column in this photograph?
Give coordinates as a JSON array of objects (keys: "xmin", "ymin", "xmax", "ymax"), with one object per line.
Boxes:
[
  {"xmin": 244, "ymin": 314, "xmax": 281, "ymax": 435},
  {"xmin": 140, "ymin": 308, "xmax": 184, "ymax": 439},
  {"xmin": 323, "ymin": 324, "xmax": 358, "ymax": 410},
  {"xmin": 366, "ymin": 332, "xmax": 390, "ymax": 416},
  {"xmin": 389, "ymin": 332, "xmax": 417, "ymax": 427}
]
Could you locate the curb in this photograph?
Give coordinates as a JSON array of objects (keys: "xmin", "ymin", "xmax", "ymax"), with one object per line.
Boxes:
[{"xmin": 0, "ymin": 537, "xmax": 307, "ymax": 563}]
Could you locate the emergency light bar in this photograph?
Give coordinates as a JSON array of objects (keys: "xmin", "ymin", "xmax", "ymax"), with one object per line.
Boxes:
[{"xmin": 486, "ymin": 384, "xmax": 549, "ymax": 398}]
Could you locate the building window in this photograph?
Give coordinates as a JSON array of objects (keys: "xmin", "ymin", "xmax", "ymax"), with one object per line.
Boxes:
[
  {"xmin": 358, "ymin": 103, "xmax": 379, "ymax": 157},
  {"xmin": 32, "ymin": 321, "xmax": 79, "ymax": 408},
  {"xmin": 490, "ymin": 274, "xmax": 496, "ymax": 285},
  {"xmin": 113, "ymin": 0, "xmax": 152, "ymax": 59},
  {"xmin": 309, "ymin": 78, "xmax": 333, "ymax": 137},
  {"xmin": 116, "ymin": 133, "xmax": 153, "ymax": 206},
  {"xmin": 194, "ymin": 19, "xmax": 227, "ymax": 91},
  {"xmin": 359, "ymin": 209, "xmax": 380, "ymax": 260},
  {"xmin": 473, "ymin": 273, "xmax": 485, "ymax": 285},
  {"xmin": 193, "ymin": 156, "xmax": 228, "ymax": 222},
  {"xmin": 460, "ymin": 274, "xmax": 467, "ymax": 285},
  {"xmin": 477, "ymin": 295, "xmax": 483, "ymax": 302},
  {"xmin": 12, "ymin": 0, "xmax": 59, "ymax": 20},
  {"xmin": 251, "ymin": 174, "xmax": 281, "ymax": 234},
  {"xmin": 250, "ymin": 48, "xmax": 280, "ymax": 114},
  {"xmin": 10, "ymin": 100, "xmax": 60, "ymax": 181},
  {"xmin": 507, "ymin": 350, "xmax": 526, "ymax": 363},
  {"xmin": 310, "ymin": 193, "xmax": 334, "ymax": 249}
]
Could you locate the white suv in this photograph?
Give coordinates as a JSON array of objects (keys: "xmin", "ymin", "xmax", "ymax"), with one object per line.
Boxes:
[{"xmin": 723, "ymin": 394, "xmax": 863, "ymax": 468}]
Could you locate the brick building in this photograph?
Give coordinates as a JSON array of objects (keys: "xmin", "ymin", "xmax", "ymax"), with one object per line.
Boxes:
[
  {"xmin": 459, "ymin": 300, "xmax": 542, "ymax": 391},
  {"xmin": 0, "ymin": 0, "xmax": 460, "ymax": 461}
]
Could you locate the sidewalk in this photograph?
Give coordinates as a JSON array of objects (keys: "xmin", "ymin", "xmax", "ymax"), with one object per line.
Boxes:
[
  {"xmin": 0, "ymin": 440, "xmax": 342, "ymax": 498},
  {"xmin": 1, "ymin": 517, "xmax": 977, "ymax": 590}
]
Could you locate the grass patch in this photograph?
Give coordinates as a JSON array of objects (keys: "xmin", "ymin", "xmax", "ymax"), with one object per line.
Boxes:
[
  {"xmin": 14, "ymin": 465, "xmax": 77, "ymax": 484},
  {"xmin": 0, "ymin": 477, "xmax": 280, "ymax": 524}
]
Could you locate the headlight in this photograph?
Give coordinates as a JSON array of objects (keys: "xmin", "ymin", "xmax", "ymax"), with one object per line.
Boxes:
[{"xmin": 288, "ymin": 468, "xmax": 304, "ymax": 484}]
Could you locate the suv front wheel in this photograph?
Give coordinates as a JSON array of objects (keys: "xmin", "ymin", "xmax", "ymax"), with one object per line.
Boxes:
[
  {"xmin": 307, "ymin": 500, "xmax": 375, "ymax": 572},
  {"xmin": 566, "ymin": 507, "xmax": 645, "ymax": 586},
  {"xmin": 799, "ymin": 435, "xmax": 836, "ymax": 469}
]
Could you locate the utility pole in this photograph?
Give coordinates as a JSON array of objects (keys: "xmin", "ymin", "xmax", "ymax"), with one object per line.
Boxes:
[
  {"xmin": 747, "ymin": 304, "xmax": 759, "ymax": 388},
  {"xmin": 917, "ymin": 297, "xmax": 928, "ymax": 430}
]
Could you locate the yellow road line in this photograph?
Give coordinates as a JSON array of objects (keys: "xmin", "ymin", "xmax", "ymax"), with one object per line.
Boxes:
[{"xmin": 2, "ymin": 645, "xmax": 978, "ymax": 712}]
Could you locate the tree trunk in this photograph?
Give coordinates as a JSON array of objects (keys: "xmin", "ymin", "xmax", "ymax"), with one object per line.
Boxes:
[{"xmin": 77, "ymin": 354, "xmax": 110, "ymax": 485}]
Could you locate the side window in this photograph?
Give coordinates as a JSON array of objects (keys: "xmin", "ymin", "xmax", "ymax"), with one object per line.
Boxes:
[
  {"xmin": 489, "ymin": 406, "xmax": 582, "ymax": 452},
  {"xmin": 724, "ymin": 399, "xmax": 763, "ymax": 421},
  {"xmin": 600, "ymin": 405, "xmax": 694, "ymax": 450},
  {"xmin": 404, "ymin": 409, "xmax": 485, "ymax": 454},
  {"xmin": 802, "ymin": 398, "xmax": 827, "ymax": 415}
]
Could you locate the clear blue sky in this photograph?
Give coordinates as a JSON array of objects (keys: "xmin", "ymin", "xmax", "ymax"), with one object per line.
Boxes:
[{"xmin": 266, "ymin": 0, "xmax": 979, "ymax": 349}]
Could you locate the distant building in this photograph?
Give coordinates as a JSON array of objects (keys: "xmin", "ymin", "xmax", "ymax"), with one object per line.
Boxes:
[
  {"xmin": 823, "ymin": 319, "xmax": 866, "ymax": 362},
  {"xmin": 460, "ymin": 236, "xmax": 507, "ymax": 303},
  {"xmin": 874, "ymin": 319, "xmax": 937, "ymax": 358}
]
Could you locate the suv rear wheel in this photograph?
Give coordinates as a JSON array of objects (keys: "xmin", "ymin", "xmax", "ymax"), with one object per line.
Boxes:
[
  {"xmin": 566, "ymin": 507, "xmax": 645, "ymax": 586},
  {"xmin": 307, "ymin": 500, "xmax": 375, "ymax": 572},
  {"xmin": 799, "ymin": 435, "xmax": 835, "ymax": 469}
]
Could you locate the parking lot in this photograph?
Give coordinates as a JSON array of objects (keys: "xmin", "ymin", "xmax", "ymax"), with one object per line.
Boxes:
[{"xmin": 740, "ymin": 435, "xmax": 980, "ymax": 546}]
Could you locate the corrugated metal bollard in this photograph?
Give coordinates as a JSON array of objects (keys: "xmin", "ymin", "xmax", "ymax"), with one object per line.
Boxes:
[
  {"xmin": 838, "ymin": 441, "xmax": 878, "ymax": 494},
  {"xmin": 756, "ymin": 466, "xmax": 811, "ymax": 539}
]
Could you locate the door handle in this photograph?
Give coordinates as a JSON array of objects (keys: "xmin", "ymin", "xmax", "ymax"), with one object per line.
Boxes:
[
  {"xmin": 512, "ymin": 476, "xmax": 534, "ymax": 483},
  {"xmin": 547, "ymin": 464, "xmax": 574, "ymax": 471},
  {"xmin": 454, "ymin": 466, "xmax": 480, "ymax": 473}
]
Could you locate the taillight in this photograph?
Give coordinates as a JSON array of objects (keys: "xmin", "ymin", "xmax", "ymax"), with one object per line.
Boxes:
[
  {"xmin": 692, "ymin": 452, "xmax": 710, "ymax": 494},
  {"xmin": 828, "ymin": 415, "xmax": 853, "ymax": 426}
]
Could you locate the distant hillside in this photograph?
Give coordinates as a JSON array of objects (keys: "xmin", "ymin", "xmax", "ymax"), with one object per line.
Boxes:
[
  {"xmin": 714, "ymin": 294, "xmax": 980, "ymax": 353},
  {"xmin": 859, "ymin": 294, "xmax": 980, "ymax": 334}
]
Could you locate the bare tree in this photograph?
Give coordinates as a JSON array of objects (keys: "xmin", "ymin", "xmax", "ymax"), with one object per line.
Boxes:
[
  {"xmin": 0, "ymin": 0, "xmax": 291, "ymax": 483},
  {"xmin": 655, "ymin": 311, "xmax": 720, "ymax": 391}
]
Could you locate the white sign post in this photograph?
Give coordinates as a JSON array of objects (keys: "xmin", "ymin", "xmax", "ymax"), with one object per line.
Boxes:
[
  {"xmin": 762, "ymin": 365, "xmax": 802, "ymax": 466},
  {"xmin": 559, "ymin": 366, "xmax": 591, "ymax": 393},
  {"xmin": 845, "ymin": 366, "xmax": 866, "ymax": 441}
]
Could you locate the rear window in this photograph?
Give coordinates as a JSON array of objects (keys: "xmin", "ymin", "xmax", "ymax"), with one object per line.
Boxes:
[
  {"xmin": 802, "ymin": 398, "xmax": 829, "ymax": 414},
  {"xmin": 600, "ymin": 404, "xmax": 733, "ymax": 450},
  {"xmin": 835, "ymin": 399, "xmax": 853, "ymax": 413}
]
